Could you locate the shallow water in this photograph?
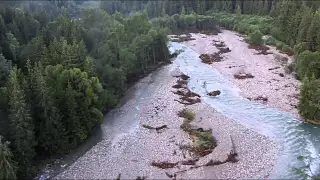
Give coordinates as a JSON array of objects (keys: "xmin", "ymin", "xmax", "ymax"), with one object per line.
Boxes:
[{"xmin": 170, "ymin": 42, "xmax": 320, "ymax": 178}]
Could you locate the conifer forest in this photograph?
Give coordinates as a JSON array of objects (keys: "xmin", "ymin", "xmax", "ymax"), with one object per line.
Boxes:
[{"xmin": 0, "ymin": 0, "xmax": 320, "ymax": 179}]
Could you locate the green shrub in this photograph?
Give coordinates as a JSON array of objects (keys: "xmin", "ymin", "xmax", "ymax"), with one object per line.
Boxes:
[
  {"xmin": 295, "ymin": 50, "xmax": 320, "ymax": 79},
  {"xmin": 178, "ymin": 108, "xmax": 195, "ymax": 121},
  {"xmin": 284, "ymin": 63, "xmax": 295, "ymax": 74},
  {"xmin": 293, "ymin": 42, "xmax": 309, "ymax": 56},
  {"xmin": 265, "ymin": 36, "xmax": 277, "ymax": 46},
  {"xmin": 270, "ymin": 27, "xmax": 283, "ymax": 41},
  {"xmin": 247, "ymin": 25, "xmax": 259, "ymax": 33},
  {"xmin": 235, "ymin": 23, "xmax": 247, "ymax": 33},
  {"xmin": 248, "ymin": 30, "xmax": 263, "ymax": 46},
  {"xmin": 276, "ymin": 41, "xmax": 285, "ymax": 50},
  {"xmin": 298, "ymin": 76, "xmax": 320, "ymax": 124},
  {"xmin": 194, "ymin": 131, "xmax": 215, "ymax": 148},
  {"xmin": 282, "ymin": 45, "xmax": 294, "ymax": 55}
]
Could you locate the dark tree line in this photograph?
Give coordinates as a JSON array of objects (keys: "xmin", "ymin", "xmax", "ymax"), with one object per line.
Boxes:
[{"xmin": 0, "ymin": 2, "xmax": 170, "ymax": 179}]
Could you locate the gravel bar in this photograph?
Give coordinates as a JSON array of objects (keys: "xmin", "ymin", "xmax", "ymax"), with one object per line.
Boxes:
[{"xmin": 56, "ymin": 42, "xmax": 278, "ymax": 179}]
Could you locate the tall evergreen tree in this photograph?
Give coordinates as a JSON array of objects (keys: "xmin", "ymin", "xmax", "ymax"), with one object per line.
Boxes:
[
  {"xmin": 6, "ymin": 66, "xmax": 36, "ymax": 177},
  {"xmin": 5, "ymin": 32, "xmax": 19, "ymax": 63},
  {"xmin": 0, "ymin": 54, "xmax": 11, "ymax": 87},
  {"xmin": 297, "ymin": 6, "xmax": 314, "ymax": 44},
  {"xmin": 0, "ymin": 136, "xmax": 17, "ymax": 180},
  {"xmin": 306, "ymin": 10, "xmax": 320, "ymax": 51}
]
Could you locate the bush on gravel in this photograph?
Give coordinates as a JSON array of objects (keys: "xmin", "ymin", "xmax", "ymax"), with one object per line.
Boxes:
[
  {"xmin": 248, "ymin": 30, "xmax": 264, "ymax": 46},
  {"xmin": 177, "ymin": 108, "xmax": 195, "ymax": 121}
]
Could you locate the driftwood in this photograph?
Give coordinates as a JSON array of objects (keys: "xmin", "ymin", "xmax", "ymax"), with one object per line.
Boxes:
[
  {"xmin": 234, "ymin": 73, "xmax": 254, "ymax": 79},
  {"xmin": 254, "ymin": 96, "xmax": 268, "ymax": 102},
  {"xmin": 180, "ymin": 74, "xmax": 190, "ymax": 80},
  {"xmin": 136, "ymin": 176, "xmax": 147, "ymax": 180},
  {"xmin": 268, "ymin": 67, "xmax": 280, "ymax": 71},
  {"xmin": 249, "ymin": 45, "xmax": 271, "ymax": 55},
  {"xmin": 151, "ymin": 161, "xmax": 178, "ymax": 169},
  {"xmin": 174, "ymin": 98, "xmax": 201, "ymax": 105},
  {"xmin": 142, "ymin": 124, "xmax": 168, "ymax": 133},
  {"xmin": 181, "ymin": 159, "xmax": 199, "ymax": 165}
]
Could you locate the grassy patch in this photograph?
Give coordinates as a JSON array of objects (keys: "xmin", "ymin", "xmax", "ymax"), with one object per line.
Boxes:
[
  {"xmin": 177, "ymin": 108, "xmax": 217, "ymax": 157},
  {"xmin": 189, "ymin": 129, "xmax": 217, "ymax": 157},
  {"xmin": 177, "ymin": 108, "xmax": 195, "ymax": 121}
]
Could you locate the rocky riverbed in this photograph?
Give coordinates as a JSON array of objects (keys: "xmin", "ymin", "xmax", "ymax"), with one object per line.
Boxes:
[
  {"xmin": 55, "ymin": 61, "xmax": 278, "ymax": 179},
  {"xmin": 182, "ymin": 31, "xmax": 300, "ymax": 117}
]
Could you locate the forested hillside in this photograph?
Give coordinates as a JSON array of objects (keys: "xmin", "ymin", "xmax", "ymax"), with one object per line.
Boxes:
[
  {"xmin": 0, "ymin": 1, "xmax": 169, "ymax": 179},
  {"xmin": 103, "ymin": 0, "xmax": 320, "ymax": 124}
]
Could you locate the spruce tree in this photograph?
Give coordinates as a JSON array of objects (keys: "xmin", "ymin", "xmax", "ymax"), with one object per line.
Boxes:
[
  {"xmin": 307, "ymin": 10, "xmax": 320, "ymax": 51},
  {"xmin": 6, "ymin": 66, "xmax": 36, "ymax": 177},
  {"xmin": 297, "ymin": 7, "xmax": 314, "ymax": 44},
  {"xmin": 0, "ymin": 136, "xmax": 17, "ymax": 180},
  {"xmin": 181, "ymin": 6, "xmax": 186, "ymax": 15},
  {"xmin": 0, "ymin": 54, "xmax": 11, "ymax": 87},
  {"xmin": 5, "ymin": 32, "xmax": 19, "ymax": 63}
]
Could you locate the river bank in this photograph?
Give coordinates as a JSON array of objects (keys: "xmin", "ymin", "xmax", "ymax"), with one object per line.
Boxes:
[
  {"xmin": 55, "ymin": 59, "xmax": 278, "ymax": 178},
  {"xmin": 181, "ymin": 30, "xmax": 300, "ymax": 117}
]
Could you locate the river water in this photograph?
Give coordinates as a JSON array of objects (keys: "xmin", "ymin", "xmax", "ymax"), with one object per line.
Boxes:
[{"xmin": 169, "ymin": 42, "xmax": 320, "ymax": 178}]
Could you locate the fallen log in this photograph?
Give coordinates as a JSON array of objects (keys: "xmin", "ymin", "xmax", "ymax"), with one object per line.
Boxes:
[{"xmin": 151, "ymin": 161, "xmax": 178, "ymax": 169}]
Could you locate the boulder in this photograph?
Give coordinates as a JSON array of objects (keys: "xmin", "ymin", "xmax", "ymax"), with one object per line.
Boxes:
[
  {"xmin": 292, "ymin": 72, "xmax": 300, "ymax": 80},
  {"xmin": 208, "ymin": 90, "xmax": 221, "ymax": 97}
]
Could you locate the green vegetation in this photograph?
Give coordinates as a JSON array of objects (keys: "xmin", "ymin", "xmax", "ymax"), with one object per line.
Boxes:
[
  {"xmin": 0, "ymin": 136, "xmax": 17, "ymax": 180},
  {"xmin": 1, "ymin": 0, "xmax": 320, "ymax": 178},
  {"xmin": 0, "ymin": 1, "xmax": 170, "ymax": 178},
  {"xmin": 298, "ymin": 77, "xmax": 320, "ymax": 124},
  {"xmin": 178, "ymin": 108, "xmax": 195, "ymax": 122},
  {"xmin": 295, "ymin": 155, "xmax": 320, "ymax": 179},
  {"xmin": 151, "ymin": 14, "xmax": 220, "ymax": 34},
  {"xmin": 295, "ymin": 51, "xmax": 320, "ymax": 80},
  {"xmin": 177, "ymin": 107, "xmax": 216, "ymax": 157},
  {"xmin": 248, "ymin": 30, "xmax": 263, "ymax": 46}
]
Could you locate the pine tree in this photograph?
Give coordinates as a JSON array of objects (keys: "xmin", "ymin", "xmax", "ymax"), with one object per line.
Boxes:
[
  {"xmin": 44, "ymin": 65, "xmax": 104, "ymax": 149},
  {"xmin": 27, "ymin": 61, "xmax": 67, "ymax": 155},
  {"xmin": 0, "ymin": 136, "xmax": 17, "ymax": 180},
  {"xmin": 242, "ymin": 0, "xmax": 253, "ymax": 14},
  {"xmin": 297, "ymin": 7, "xmax": 314, "ymax": 44},
  {"xmin": 181, "ymin": 5, "xmax": 186, "ymax": 15},
  {"xmin": 0, "ymin": 54, "xmax": 11, "ymax": 87},
  {"xmin": 236, "ymin": 1, "xmax": 242, "ymax": 15},
  {"xmin": 269, "ymin": 0, "xmax": 281, "ymax": 17},
  {"xmin": 6, "ymin": 66, "xmax": 36, "ymax": 176},
  {"xmin": 5, "ymin": 32, "xmax": 19, "ymax": 63},
  {"xmin": 307, "ymin": 10, "xmax": 320, "ymax": 51},
  {"xmin": 161, "ymin": 1, "xmax": 167, "ymax": 17},
  {"xmin": 0, "ymin": 15, "xmax": 7, "ymax": 53}
]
